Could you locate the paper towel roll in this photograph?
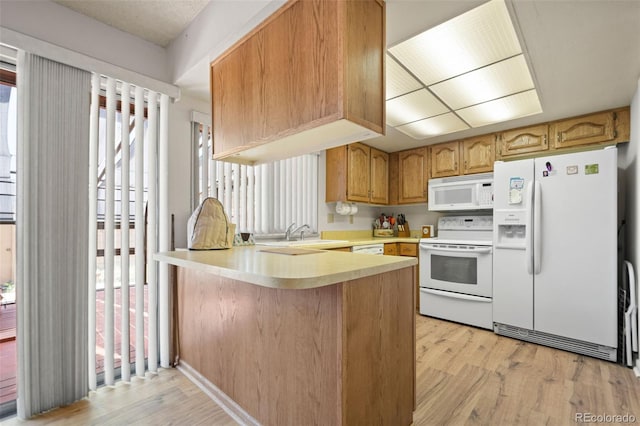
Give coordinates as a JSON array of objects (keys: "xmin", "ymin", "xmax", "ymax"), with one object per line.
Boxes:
[{"xmin": 336, "ymin": 202, "xmax": 349, "ymax": 215}]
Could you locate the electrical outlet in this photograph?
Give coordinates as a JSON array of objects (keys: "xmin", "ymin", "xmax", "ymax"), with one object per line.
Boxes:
[{"xmin": 327, "ymin": 213, "xmax": 334, "ymax": 223}]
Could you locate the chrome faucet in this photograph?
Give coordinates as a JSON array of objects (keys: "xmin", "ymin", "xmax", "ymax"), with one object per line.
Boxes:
[{"xmin": 285, "ymin": 223, "xmax": 311, "ymax": 241}]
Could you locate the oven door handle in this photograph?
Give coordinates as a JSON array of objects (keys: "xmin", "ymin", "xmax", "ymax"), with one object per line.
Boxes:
[
  {"xmin": 419, "ymin": 245, "xmax": 492, "ymax": 254},
  {"xmin": 421, "ymin": 288, "xmax": 492, "ymax": 302}
]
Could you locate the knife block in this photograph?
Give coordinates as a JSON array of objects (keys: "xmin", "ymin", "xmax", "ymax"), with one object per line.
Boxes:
[{"xmin": 397, "ymin": 222, "xmax": 410, "ymax": 237}]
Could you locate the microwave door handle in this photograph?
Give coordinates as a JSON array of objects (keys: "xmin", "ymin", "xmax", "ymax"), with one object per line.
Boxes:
[
  {"xmin": 419, "ymin": 245, "xmax": 492, "ymax": 254},
  {"xmin": 525, "ymin": 181, "xmax": 534, "ymax": 275}
]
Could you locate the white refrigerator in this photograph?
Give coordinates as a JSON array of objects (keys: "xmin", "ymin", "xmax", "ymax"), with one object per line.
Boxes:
[{"xmin": 493, "ymin": 147, "xmax": 619, "ymax": 361}]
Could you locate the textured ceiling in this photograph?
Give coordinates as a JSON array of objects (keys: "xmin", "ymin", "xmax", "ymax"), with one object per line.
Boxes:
[{"xmin": 53, "ymin": 0, "xmax": 210, "ymax": 47}]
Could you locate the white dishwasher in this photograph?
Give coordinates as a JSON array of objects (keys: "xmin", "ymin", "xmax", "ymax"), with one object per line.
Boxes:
[{"xmin": 351, "ymin": 244, "xmax": 384, "ymax": 255}]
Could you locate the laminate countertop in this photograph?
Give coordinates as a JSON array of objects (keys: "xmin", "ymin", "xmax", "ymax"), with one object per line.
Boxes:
[{"xmin": 154, "ymin": 245, "xmax": 417, "ymax": 290}]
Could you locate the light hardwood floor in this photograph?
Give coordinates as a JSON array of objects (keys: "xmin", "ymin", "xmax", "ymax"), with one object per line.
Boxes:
[{"xmin": 4, "ymin": 314, "xmax": 640, "ymax": 425}]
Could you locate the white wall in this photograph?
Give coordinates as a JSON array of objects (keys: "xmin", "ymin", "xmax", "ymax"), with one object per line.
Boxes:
[
  {"xmin": 620, "ymin": 79, "xmax": 639, "ymax": 279},
  {"xmin": 168, "ymin": 0, "xmax": 285, "ymax": 98},
  {"xmin": 0, "ymin": 0, "xmax": 169, "ymax": 83},
  {"xmin": 167, "ymin": 95, "xmax": 209, "ymax": 248}
]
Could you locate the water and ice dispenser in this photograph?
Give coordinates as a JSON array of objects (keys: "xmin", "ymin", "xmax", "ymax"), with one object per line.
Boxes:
[{"xmin": 494, "ymin": 210, "xmax": 527, "ymax": 249}]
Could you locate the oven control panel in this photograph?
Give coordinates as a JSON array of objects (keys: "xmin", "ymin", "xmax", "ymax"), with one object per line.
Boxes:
[{"xmin": 438, "ymin": 215, "xmax": 493, "ymax": 231}]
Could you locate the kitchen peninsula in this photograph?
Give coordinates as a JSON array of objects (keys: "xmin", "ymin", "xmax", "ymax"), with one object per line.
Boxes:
[{"xmin": 155, "ymin": 247, "xmax": 417, "ymax": 425}]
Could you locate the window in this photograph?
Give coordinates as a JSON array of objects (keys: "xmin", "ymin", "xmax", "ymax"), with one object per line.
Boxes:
[
  {"xmin": 0, "ymin": 68, "xmax": 17, "ymax": 305},
  {"xmin": 95, "ymin": 97, "xmax": 147, "ymax": 290},
  {"xmin": 193, "ymin": 122, "xmax": 319, "ymax": 235},
  {"xmin": 0, "ymin": 68, "xmax": 17, "ymax": 223}
]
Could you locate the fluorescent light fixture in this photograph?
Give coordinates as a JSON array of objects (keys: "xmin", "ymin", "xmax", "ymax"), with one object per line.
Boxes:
[
  {"xmin": 395, "ymin": 113, "xmax": 469, "ymax": 139},
  {"xmin": 456, "ymin": 89, "xmax": 542, "ymax": 127},
  {"xmin": 389, "ymin": 0, "xmax": 522, "ymax": 86},
  {"xmin": 386, "ymin": 89, "xmax": 449, "ymax": 127},
  {"xmin": 430, "ymin": 54, "xmax": 535, "ymax": 110},
  {"xmin": 384, "ymin": 0, "xmax": 542, "ymax": 140},
  {"xmin": 386, "ymin": 55, "xmax": 423, "ymax": 100}
]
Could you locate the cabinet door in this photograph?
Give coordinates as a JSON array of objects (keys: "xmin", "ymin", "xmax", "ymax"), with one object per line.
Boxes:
[
  {"xmin": 462, "ymin": 136, "xmax": 495, "ymax": 174},
  {"xmin": 551, "ymin": 111, "xmax": 615, "ymax": 149},
  {"xmin": 498, "ymin": 124, "xmax": 549, "ymax": 158},
  {"xmin": 398, "ymin": 243, "xmax": 417, "ymax": 257},
  {"xmin": 398, "ymin": 147, "xmax": 429, "ymax": 204},
  {"xmin": 430, "ymin": 141, "xmax": 460, "ymax": 178},
  {"xmin": 370, "ymin": 148, "xmax": 389, "ymax": 204},
  {"xmin": 347, "ymin": 143, "xmax": 371, "ymax": 202},
  {"xmin": 384, "ymin": 243, "xmax": 398, "ymax": 255}
]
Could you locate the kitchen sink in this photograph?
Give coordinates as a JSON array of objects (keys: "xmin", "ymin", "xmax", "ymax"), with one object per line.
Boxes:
[{"xmin": 255, "ymin": 239, "xmax": 348, "ymax": 247}]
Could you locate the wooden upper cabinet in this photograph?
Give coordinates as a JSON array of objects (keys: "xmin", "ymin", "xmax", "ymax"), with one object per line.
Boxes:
[
  {"xmin": 551, "ymin": 111, "xmax": 616, "ymax": 149},
  {"xmin": 326, "ymin": 142, "xmax": 388, "ymax": 204},
  {"xmin": 398, "ymin": 147, "xmax": 429, "ymax": 204},
  {"xmin": 430, "ymin": 141, "xmax": 460, "ymax": 178},
  {"xmin": 388, "ymin": 152, "xmax": 399, "ymax": 205},
  {"xmin": 370, "ymin": 147, "xmax": 389, "ymax": 205},
  {"xmin": 497, "ymin": 124, "xmax": 549, "ymax": 158},
  {"xmin": 211, "ymin": 0, "xmax": 385, "ymax": 164},
  {"xmin": 462, "ymin": 136, "xmax": 495, "ymax": 174},
  {"xmin": 347, "ymin": 143, "xmax": 372, "ymax": 203}
]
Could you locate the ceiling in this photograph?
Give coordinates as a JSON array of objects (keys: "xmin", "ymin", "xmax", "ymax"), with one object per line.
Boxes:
[
  {"xmin": 52, "ymin": 0, "xmax": 640, "ymax": 153},
  {"xmin": 52, "ymin": 0, "xmax": 210, "ymax": 47}
]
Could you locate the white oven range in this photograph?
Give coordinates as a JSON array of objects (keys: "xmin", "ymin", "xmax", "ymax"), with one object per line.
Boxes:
[{"xmin": 419, "ymin": 215, "xmax": 493, "ymax": 329}]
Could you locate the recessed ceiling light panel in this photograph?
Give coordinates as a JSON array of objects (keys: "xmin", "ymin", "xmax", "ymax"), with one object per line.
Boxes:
[
  {"xmin": 456, "ymin": 89, "xmax": 542, "ymax": 127},
  {"xmin": 389, "ymin": 0, "xmax": 522, "ymax": 86},
  {"xmin": 430, "ymin": 54, "xmax": 535, "ymax": 110},
  {"xmin": 386, "ymin": 55, "xmax": 423, "ymax": 100},
  {"xmin": 386, "ymin": 89, "xmax": 449, "ymax": 127},
  {"xmin": 395, "ymin": 113, "xmax": 469, "ymax": 139}
]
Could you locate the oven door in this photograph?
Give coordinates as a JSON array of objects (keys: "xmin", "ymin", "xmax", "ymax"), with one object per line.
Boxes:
[{"xmin": 419, "ymin": 242, "xmax": 493, "ymax": 298}]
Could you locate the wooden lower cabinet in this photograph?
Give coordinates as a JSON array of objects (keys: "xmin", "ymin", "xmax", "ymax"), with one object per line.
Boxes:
[
  {"xmin": 177, "ymin": 266, "xmax": 415, "ymax": 426},
  {"xmin": 384, "ymin": 242, "xmax": 398, "ymax": 255},
  {"xmin": 386, "ymin": 242, "xmax": 420, "ymax": 309}
]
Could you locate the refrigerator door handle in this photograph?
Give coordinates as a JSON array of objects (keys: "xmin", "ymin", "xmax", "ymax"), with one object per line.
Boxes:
[
  {"xmin": 525, "ymin": 181, "xmax": 534, "ymax": 274},
  {"xmin": 533, "ymin": 180, "xmax": 542, "ymax": 274}
]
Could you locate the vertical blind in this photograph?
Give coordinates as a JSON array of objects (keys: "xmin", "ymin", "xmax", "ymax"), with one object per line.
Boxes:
[
  {"xmin": 88, "ymin": 75, "xmax": 171, "ymax": 392},
  {"xmin": 16, "ymin": 52, "xmax": 90, "ymax": 419},
  {"xmin": 191, "ymin": 119, "xmax": 319, "ymax": 234}
]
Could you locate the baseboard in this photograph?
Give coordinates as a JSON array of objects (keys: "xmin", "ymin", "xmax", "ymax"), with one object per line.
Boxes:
[{"xmin": 177, "ymin": 362, "xmax": 260, "ymax": 426}]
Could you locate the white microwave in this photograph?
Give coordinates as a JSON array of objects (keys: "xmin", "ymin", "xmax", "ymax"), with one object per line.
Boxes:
[{"xmin": 428, "ymin": 173, "xmax": 493, "ymax": 211}]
